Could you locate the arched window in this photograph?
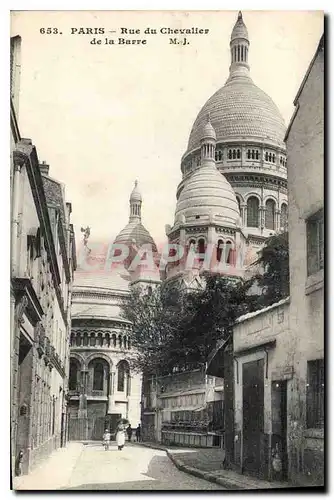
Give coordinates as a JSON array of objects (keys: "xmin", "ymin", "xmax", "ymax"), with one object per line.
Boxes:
[
  {"xmin": 93, "ymin": 362, "xmax": 104, "ymax": 391},
  {"xmin": 256, "ymin": 150, "xmax": 259, "ymax": 160},
  {"xmin": 112, "ymin": 333, "xmax": 117, "ymax": 347},
  {"xmin": 265, "ymin": 199, "xmax": 276, "ymax": 230},
  {"xmin": 105, "ymin": 333, "xmax": 110, "ymax": 348},
  {"xmin": 117, "ymin": 361, "xmax": 129, "ymax": 392},
  {"xmin": 272, "ymin": 154, "xmax": 276, "ymax": 163},
  {"xmin": 97, "ymin": 332, "xmax": 103, "ymax": 347},
  {"xmin": 89, "ymin": 334, "xmax": 96, "ymax": 347},
  {"xmin": 76, "ymin": 335, "xmax": 81, "ymax": 347},
  {"xmin": 269, "ymin": 153, "xmax": 272, "ymax": 162},
  {"xmin": 118, "ymin": 335, "xmax": 123, "ymax": 349},
  {"xmin": 198, "ymin": 238, "xmax": 205, "ymax": 262},
  {"xmin": 69, "ymin": 360, "xmax": 80, "ymax": 391},
  {"xmin": 280, "ymin": 203, "xmax": 288, "ymax": 229},
  {"xmin": 247, "ymin": 197, "xmax": 259, "ymax": 228},
  {"xmin": 147, "ymin": 285, "xmax": 152, "ymax": 296},
  {"xmin": 123, "ymin": 336, "xmax": 127, "ymax": 349},
  {"xmin": 215, "ymin": 151, "xmax": 218, "ymax": 161},
  {"xmin": 225, "ymin": 241, "xmax": 233, "ymax": 264},
  {"xmin": 237, "ymin": 149, "xmax": 241, "ymax": 159},
  {"xmin": 232, "ymin": 150, "xmax": 236, "ymax": 159},
  {"xmin": 228, "ymin": 150, "xmax": 232, "ymax": 159},
  {"xmin": 219, "ymin": 151, "xmax": 222, "ymax": 161},
  {"xmin": 247, "ymin": 150, "xmax": 251, "ymax": 159},
  {"xmin": 252, "ymin": 150, "xmax": 255, "ymax": 160},
  {"xmin": 265, "ymin": 152, "xmax": 268, "ymax": 161},
  {"xmin": 216, "ymin": 239, "xmax": 224, "ymax": 262},
  {"xmin": 83, "ymin": 333, "xmax": 88, "ymax": 346}
]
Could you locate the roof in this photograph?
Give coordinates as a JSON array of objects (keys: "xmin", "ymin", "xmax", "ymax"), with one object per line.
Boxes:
[
  {"xmin": 175, "ymin": 163, "xmax": 240, "ymax": 226},
  {"xmin": 231, "ymin": 11, "xmax": 249, "ymax": 42},
  {"xmin": 42, "ymin": 175, "xmax": 66, "ymax": 227},
  {"xmin": 293, "ymin": 34, "xmax": 324, "ymax": 106},
  {"xmin": 284, "ymin": 33, "xmax": 324, "ymax": 142},
  {"xmin": 235, "ymin": 297, "xmax": 290, "ymax": 324},
  {"xmin": 186, "ymin": 78, "xmax": 286, "ymax": 153},
  {"xmin": 73, "ymin": 268, "xmax": 131, "ymax": 293},
  {"xmin": 114, "ymin": 221, "xmax": 157, "ymax": 251},
  {"xmin": 184, "ymin": 11, "xmax": 286, "ymax": 155}
]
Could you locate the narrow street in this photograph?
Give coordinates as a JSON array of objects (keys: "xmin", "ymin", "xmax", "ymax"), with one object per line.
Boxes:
[{"xmin": 65, "ymin": 443, "xmax": 225, "ymax": 490}]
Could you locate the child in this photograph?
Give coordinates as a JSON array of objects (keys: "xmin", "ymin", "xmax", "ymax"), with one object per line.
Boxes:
[{"xmin": 103, "ymin": 429, "xmax": 111, "ymax": 451}]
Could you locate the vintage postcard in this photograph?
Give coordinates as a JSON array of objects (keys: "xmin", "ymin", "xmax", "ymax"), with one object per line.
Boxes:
[{"xmin": 10, "ymin": 10, "xmax": 324, "ymax": 491}]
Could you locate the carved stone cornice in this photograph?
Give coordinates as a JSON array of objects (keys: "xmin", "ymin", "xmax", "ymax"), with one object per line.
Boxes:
[
  {"xmin": 185, "ymin": 226, "xmax": 209, "ymax": 234},
  {"xmin": 215, "ymin": 227, "xmax": 236, "ymax": 235}
]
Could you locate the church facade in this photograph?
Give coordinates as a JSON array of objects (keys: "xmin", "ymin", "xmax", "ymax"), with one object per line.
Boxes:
[{"xmin": 68, "ymin": 12, "xmax": 288, "ymax": 445}]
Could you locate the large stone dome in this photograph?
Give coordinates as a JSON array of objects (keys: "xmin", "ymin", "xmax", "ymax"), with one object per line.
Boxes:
[
  {"xmin": 175, "ymin": 163, "xmax": 240, "ymax": 227},
  {"xmin": 187, "ymin": 77, "xmax": 286, "ymax": 153}
]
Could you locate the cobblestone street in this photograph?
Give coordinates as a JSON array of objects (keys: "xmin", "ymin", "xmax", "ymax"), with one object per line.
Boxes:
[
  {"xmin": 15, "ymin": 443, "xmax": 225, "ymax": 491},
  {"xmin": 66, "ymin": 443, "xmax": 225, "ymax": 490}
]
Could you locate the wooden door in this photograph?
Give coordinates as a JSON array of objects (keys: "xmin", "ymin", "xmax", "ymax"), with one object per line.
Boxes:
[{"xmin": 242, "ymin": 359, "xmax": 264, "ymax": 477}]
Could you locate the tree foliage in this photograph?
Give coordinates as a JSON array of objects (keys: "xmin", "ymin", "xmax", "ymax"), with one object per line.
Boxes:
[
  {"xmin": 251, "ymin": 232, "xmax": 289, "ymax": 307},
  {"xmin": 120, "ymin": 274, "xmax": 257, "ymax": 375}
]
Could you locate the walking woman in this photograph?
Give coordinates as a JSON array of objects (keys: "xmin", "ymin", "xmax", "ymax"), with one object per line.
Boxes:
[{"xmin": 116, "ymin": 424, "xmax": 126, "ymax": 451}]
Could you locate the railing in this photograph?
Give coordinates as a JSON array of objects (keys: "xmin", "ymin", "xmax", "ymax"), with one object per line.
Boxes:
[{"xmin": 161, "ymin": 430, "xmax": 224, "ymax": 448}]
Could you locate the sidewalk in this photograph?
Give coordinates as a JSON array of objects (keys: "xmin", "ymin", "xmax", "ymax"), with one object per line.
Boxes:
[
  {"xmin": 12, "ymin": 442, "xmax": 84, "ymax": 491},
  {"xmin": 136, "ymin": 441, "xmax": 290, "ymax": 490}
]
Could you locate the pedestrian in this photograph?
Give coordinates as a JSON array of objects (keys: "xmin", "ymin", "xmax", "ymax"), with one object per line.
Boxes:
[
  {"xmin": 103, "ymin": 428, "xmax": 111, "ymax": 451},
  {"xmin": 126, "ymin": 424, "xmax": 132, "ymax": 442},
  {"xmin": 116, "ymin": 424, "xmax": 126, "ymax": 451},
  {"xmin": 135, "ymin": 424, "xmax": 141, "ymax": 442}
]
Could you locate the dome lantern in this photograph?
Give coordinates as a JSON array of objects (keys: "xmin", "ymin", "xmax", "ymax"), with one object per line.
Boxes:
[
  {"xmin": 129, "ymin": 180, "xmax": 142, "ymax": 222},
  {"xmin": 229, "ymin": 11, "xmax": 250, "ymax": 81},
  {"xmin": 201, "ymin": 114, "xmax": 216, "ymax": 165}
]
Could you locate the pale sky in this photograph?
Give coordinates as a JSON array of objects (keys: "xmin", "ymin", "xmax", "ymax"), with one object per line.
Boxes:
[{"xmin": 10, "ymin": 10, "xmax": 324, "ymax": 250}]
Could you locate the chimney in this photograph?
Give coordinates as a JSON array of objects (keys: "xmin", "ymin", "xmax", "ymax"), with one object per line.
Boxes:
[{"xmin": 39, "ymin": 160, "xmax": 50, "ymax": 176}]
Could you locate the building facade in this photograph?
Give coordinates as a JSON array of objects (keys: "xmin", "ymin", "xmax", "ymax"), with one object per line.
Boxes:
[
  {"xmin": 284, "ymin": 33, "xmax": 324, "ymax": 485},
  {"xmin": 208, "ymin": 33, "xmax": 324, "ymax": 486},
  {"xmin": 10, "ymin": 35, "xmax": 76, "ymax": 476},
  {"xmin": 67, "ymin": 183, "xmax": 159, "ymax": 438}
]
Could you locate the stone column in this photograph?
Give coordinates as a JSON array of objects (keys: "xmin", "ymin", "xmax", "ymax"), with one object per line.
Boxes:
[
  {"xmin": 260, "ymin": 206, "xmax": 265, "ymax": 230},
  {"xmin": 107, "ymin": 370, "xmax": 116, "ymax": 414},
  {"xmin": 78, "ymin": 370, "xmax": 88, "ymax": 418},
  {"xmin": 240, "ymin": 204, "xmax": 246, "ymax": 227},
  {"xmin": 275, "ymin": 210, "xmax": 280, "ymax": 231}
]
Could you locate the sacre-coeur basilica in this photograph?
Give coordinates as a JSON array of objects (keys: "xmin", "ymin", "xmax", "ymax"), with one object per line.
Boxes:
[{"xmin": 67, "ymin": 11, "xmax": 288, "ymax": 425}]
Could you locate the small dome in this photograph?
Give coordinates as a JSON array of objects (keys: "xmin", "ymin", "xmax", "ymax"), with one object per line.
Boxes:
[
  {"xmin": 231, "ymin": 11, "xmax": 248, "ymax": 42},
  {"xmin": 175, "ymin": 165, "xmax": 240, "ymax": 227},
  {"xmin": 114, "ymin": 221, "xmax": 157, "ymax": 251},
  {"xmin": 202, "ymin": 116, "xmax": 216, "ymax": 141},
  {"xmin": 130, "ymin": 180, "xmax": 142, "ymax": 202}
]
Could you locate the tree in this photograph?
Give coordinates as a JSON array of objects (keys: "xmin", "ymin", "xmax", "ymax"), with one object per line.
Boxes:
[
  {"xmin": 120, "ymin": 274, "xmax": 258, "ymax": 375},
  {"xmin": 170, "ymin": 273, "xmax": 259, "ymax": 367},
  {"xmin": 120, "ymin": 284, "xmax": 185, "ymax": 375},
  {"xmin": 250, "ymin": 232, "xmax": 289, "ymax": 307}
]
